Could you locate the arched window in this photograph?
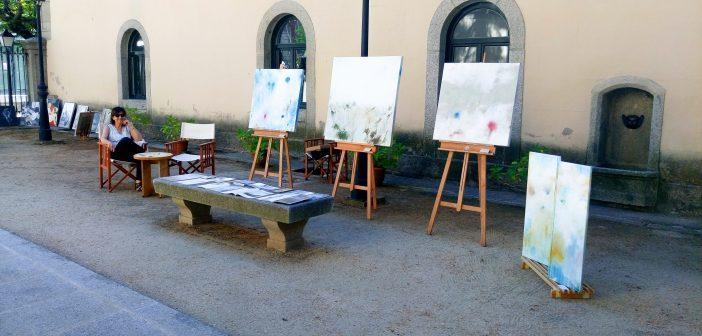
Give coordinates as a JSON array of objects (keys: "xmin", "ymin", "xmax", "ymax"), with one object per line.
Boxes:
[
  {"xmin": 127, "ymin": 31, "xmax": 146, "ymax": 99},
  {"xmin": 271, "ymin": 14, "xmax": 306, "ymax": 107},
  {"xmin": 446, "ymin": 3, "xmax": 509, "ymax": 63},
  {"xmin": 271, "ymin": 15, "xmax": 306, "ymax": 70}
]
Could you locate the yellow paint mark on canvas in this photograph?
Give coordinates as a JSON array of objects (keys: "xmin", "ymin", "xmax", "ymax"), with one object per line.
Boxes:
[{"xmin": 550, "ymin": 233, "xmax": 566, "ymax": 264}]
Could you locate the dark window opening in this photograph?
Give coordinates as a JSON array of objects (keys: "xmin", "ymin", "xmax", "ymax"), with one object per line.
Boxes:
[
  {"xmin": 127, "ymin": 31, "xmax": 146, "ymax": 100},
  {"xmin": 271, "ymin": 15, "xmax": 306, "ymax": 108}
]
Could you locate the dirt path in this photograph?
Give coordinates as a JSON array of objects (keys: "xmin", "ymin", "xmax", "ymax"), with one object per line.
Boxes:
[{"xmin": 1, "ymin": 128, "xmax": 700, "ymax": 335}]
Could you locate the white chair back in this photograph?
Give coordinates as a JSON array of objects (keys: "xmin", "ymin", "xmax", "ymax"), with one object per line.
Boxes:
[{"xmin": 180, "ymin": 122, "xmax": 215, "ymax": 140}]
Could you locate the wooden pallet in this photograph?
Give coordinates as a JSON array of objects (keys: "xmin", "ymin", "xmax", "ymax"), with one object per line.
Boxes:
[{"xmin": 520, "ymin": 256, "xmax": 594, "ymax": 299}]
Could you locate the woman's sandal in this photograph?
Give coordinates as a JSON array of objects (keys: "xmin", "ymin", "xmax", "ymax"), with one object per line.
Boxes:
[{"xmin": 136, "ymin": 180, "xmax": 143, "ymax": 192}]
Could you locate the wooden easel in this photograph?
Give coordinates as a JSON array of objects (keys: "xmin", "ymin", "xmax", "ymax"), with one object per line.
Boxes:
[
  {"xmin": 520, "ymin": 256, "xmax": 595, "ymax": 299},
  {"xmin": 427, "ymin": 141, "xmax": 495, "ymax": 246},
  {"xmin": 331, "ymin": 142, "xmax": 377, "ymax": 220},
  {"xmin": 248, "ymin": 129, "xmax": 293, "ymax": 188}
]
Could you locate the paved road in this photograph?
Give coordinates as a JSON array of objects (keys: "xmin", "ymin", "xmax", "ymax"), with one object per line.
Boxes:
[{"xmin": 0, "ymin": 229, "xmax": 226, "ymax": 336}]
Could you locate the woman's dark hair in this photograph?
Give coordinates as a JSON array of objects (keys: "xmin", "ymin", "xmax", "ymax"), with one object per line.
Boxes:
[{"xmin": 109, "ymin": 106, "xmax": 127, "ymax": 125}]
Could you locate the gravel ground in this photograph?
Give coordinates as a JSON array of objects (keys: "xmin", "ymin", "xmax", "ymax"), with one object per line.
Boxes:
[{"xmin": 1, "ymin": 128, "xmax": 701, "ymax": 336}]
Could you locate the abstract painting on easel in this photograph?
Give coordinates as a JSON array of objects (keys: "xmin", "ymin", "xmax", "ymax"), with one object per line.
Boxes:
[
  {"xmin": 324, "ymin": 56, "xmax": 403, "ymax": 147},
  {"xmin": 248, "ymin": 69, "xmax": 305, "ymax": 132},
  {"xmin": 522, "ymin": 152, "xmax": 560, "ymax": 266},
  {"xmin": 432, "ymin": 63, "xmax": 519, "ymax": 146},
  {"xmin": 548, "ymin": 162, "xmax": 592, "ymax": 292}
]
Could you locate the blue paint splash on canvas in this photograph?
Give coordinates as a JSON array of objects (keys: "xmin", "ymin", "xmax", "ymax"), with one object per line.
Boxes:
[{"xmin": 249, "ymin": 69, "xmax": 304, "ymax": 132}]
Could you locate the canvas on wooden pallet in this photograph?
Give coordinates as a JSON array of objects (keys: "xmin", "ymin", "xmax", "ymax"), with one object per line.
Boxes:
[
  {"xmin": 248, "ymin": 69, "xmax": 305, "ymax": 132},
  {"xmin": 522, "ymin": 152, "xmax": 560, "ymax": 265},
  {"xmin": 521, "ymin": 152, "xmax": 593, "ymax": 294},
  {"xmin": 324, "ymin": 56, "xmax": 403, "ymax": 147},
  {"xmin": 548, "ymin": 162, "xmax": 592, "ymax": 292},
  {"xmin": 432, "ymin": 63, "xmax": 520, "ymax": 147}
]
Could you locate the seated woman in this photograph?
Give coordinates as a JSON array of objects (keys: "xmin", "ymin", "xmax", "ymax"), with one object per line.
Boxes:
[{"xmin": 100, "ymin": 107, "xmax": 147, "ymax": 189}]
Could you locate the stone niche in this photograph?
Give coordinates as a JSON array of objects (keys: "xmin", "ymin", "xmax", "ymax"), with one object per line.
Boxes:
[
  {"xmin": 600, "ymin": 88, "xmax": 653, "ymax": 169},
  {"xmin": 587, "ymin": 77, "xmax": 665, "ymax": 208}
]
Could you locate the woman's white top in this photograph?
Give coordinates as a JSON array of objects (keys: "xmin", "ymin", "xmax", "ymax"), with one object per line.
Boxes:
[{"xmin": 106, "ymin": 124, "xmax": 131, "ymax": 148}]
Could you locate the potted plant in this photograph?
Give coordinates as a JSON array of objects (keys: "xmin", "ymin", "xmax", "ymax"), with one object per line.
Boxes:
[
  {"xmin": 236, "ymin": 128, "xmax": 277, "ymax": 167},
  {"xmin": 373, "ymin": 142, "xmax": 406, "ymax": 185}
]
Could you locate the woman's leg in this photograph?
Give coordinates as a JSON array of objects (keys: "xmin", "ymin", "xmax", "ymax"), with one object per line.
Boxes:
[{"xmin": 112, "ymin": 138, "xmax": 146, "ymax": 180}]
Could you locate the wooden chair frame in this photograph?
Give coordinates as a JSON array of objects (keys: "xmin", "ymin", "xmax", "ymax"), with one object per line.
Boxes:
[
  {"xmin": 98, "ymin": 142, "xmax": 143, "ymax": 192},
  {"xmin": 304, "ymin": 138, "xmax": 333, "ymax": 182},
  {"xmin": 165, "ymin": 139, "xmax": 216, "ymax": 175}
]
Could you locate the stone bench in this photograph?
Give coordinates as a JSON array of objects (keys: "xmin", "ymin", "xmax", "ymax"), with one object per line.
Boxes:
[{"xmin": 153, "ymin": 177, "xmax": 333, "ymax": 252}]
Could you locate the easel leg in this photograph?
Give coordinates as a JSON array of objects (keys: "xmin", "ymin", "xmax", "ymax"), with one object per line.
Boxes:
[
  {"xmin": 278, "ymin": 138, "xmax": 284, "ymax": 187},
  {"xmin": 478, "ymin": 154, "xmax": 487, "ymax": 247},
  {"xmin": 371, "ymin": 154, "xmax": 378, "ymax": 210},
  {"xmin": 304, "ymin": 145, "xmax": 308, "ymax": 180},
  {"xmin": 366, "ymin": 152, "xmax": 373, "ymax": 220},
  {"xmin": 264, "ymin": 139, "xmax": 272, "ymax": 178},
  {"xmin": 284, "ymin": 139, "xmax": 293, "ymax": 189},
  {"xmin": 332, "ymin": 150, "xmax": 347, "ymax": 197},
  {"xmin": 427, "ymin": 151, "xmax": 454, "ymax": 235},
  {"xmin": 456, "ymin": 152, "xmax": 469, "ymax": 211},
  {"xmin": 349, "ymin": 152, "xmax": 358, "ymax": 191},
  {"xmin": 248, "ymin": 137, "xmax": 263, "ymax": 180}
]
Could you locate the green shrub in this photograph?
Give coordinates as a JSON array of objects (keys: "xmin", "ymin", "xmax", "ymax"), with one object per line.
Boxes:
[
  {"xmin": 375, "ymin": 142, "xmax": 406, "ymax": 170},
  {"xmin": 490, "ymin": 145, "xmax": 550, "ymax": 187},
  {"xmin": 160, "ymin": 115, "xmax": 195, "ymax": 141},
  {"xmin": 125, "ymin": 107, "xmax": 152, "ymax": 128},
  {"xmin": 235, "ymin": 128, "xmax": 277, "ymax": 156}
]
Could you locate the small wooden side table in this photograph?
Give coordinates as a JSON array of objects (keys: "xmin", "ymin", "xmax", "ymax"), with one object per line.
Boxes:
[{"xmin": 134, "ymin": 152, "xmax": 173, "ymax": 197}]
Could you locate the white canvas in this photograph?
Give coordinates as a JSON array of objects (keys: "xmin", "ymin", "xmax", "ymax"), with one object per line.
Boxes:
[
  {"xmin": 324, "ymin": 56, "xmax": 403, "ymax": 147},
  {"xmin": 432, "ymin": 63, "xmax": 520, "ymax": 146},
  {"xmin": 548, "ymin": 162, "xmax": 592, "ymax": 292},
  {"xmin": 522, "ymin": 152, "xmax": 560, "ymax": 266},
  {"xmin": 248, "ymin": 69, "xmax": 305, "ymax": 132},
  {"xmin": 97, "ymin": 108, "xmax": 111, "ymax": 138},
  {"xmin": 57, "ymin": 102, "xmax": 76, "ymax": 129},
  {"xmin": 72, "ymin": 105, "xmax": 90, "ymax": 130},
  {"xmin": 90, "ymin": 112, "xmax": 101, "ymax": 134}
]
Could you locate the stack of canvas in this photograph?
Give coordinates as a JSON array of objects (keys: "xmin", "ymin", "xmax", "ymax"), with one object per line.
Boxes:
[{"xmin": 522, "ymin": 152, "xmax": 592, "ymax": 291}]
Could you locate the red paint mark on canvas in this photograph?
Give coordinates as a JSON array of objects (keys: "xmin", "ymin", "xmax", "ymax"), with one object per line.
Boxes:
[{"xmin": 487, "ymin": 121, "xmax": 497, "ymax": 135}]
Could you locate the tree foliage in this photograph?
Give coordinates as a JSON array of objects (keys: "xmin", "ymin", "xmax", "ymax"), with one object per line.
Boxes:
[{"xmin": 0, "ymin": 0, "xmax": 37, "ymax": 38}]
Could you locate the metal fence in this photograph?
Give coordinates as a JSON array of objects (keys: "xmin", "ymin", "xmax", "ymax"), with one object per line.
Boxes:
[{"xmin": 0, "ymin": 44, "xmax": 30, "ymax": 125}]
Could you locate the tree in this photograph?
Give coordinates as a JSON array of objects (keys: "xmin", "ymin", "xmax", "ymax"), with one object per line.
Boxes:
[{"xmin": 0, "ymin": 0, "xmax": 37, "ymax": 38}]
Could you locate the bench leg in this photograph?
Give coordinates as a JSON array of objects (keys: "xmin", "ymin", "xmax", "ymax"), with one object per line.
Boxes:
[
  {"xmin": 260, "ymin": 219, "xmax": 308, "ymax": 252},
  {"xmin": 173, "ymin": 198, "xmax": 212, "ymax": 226}
]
